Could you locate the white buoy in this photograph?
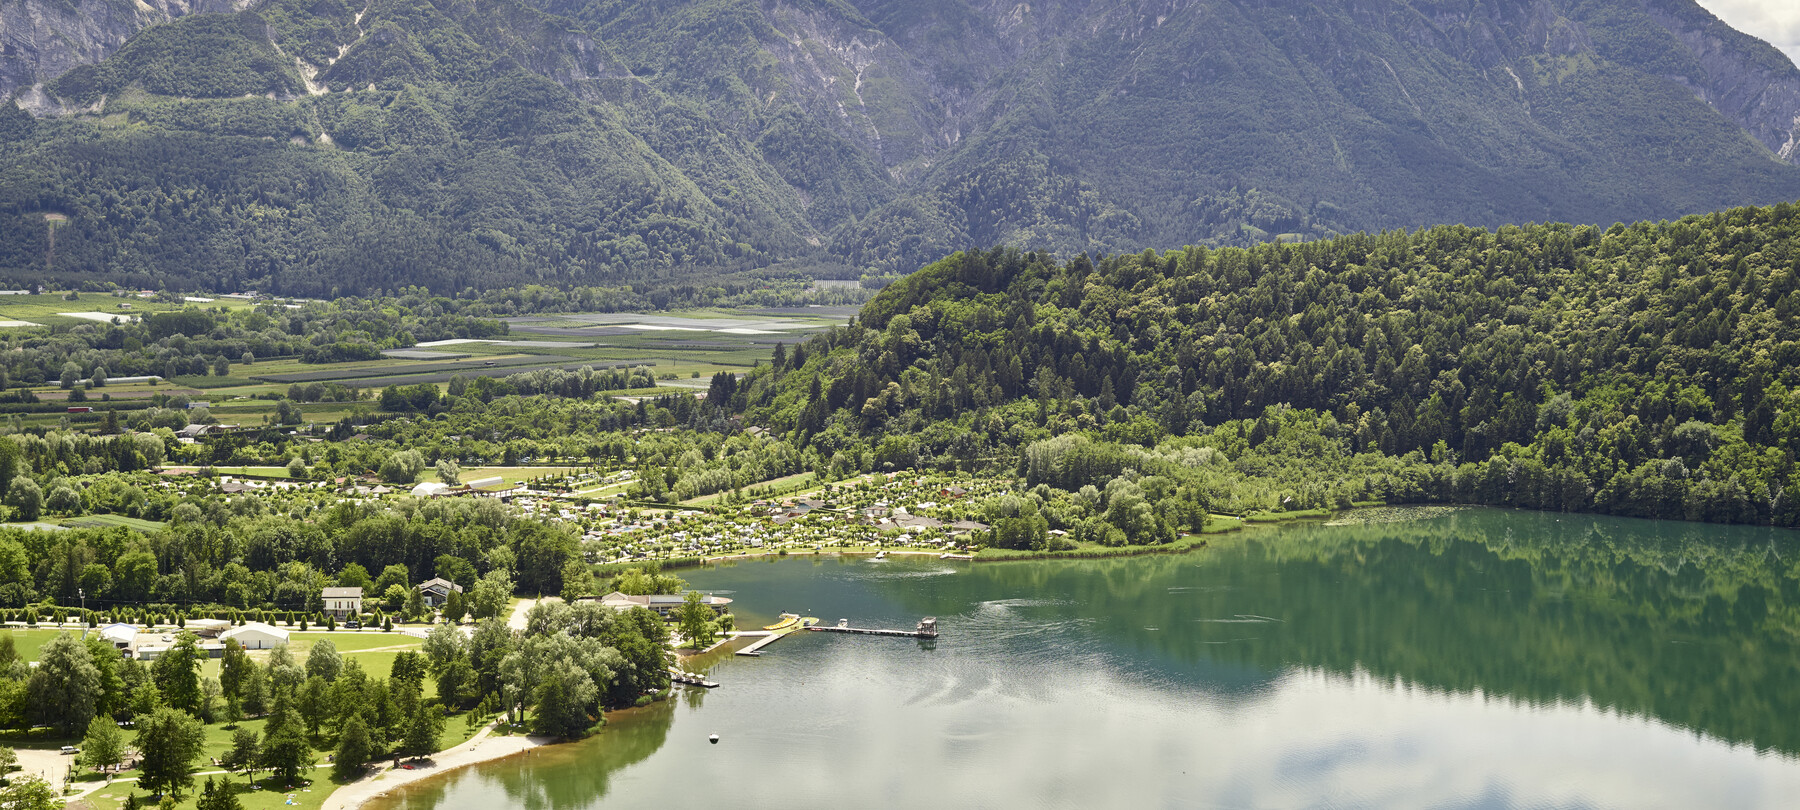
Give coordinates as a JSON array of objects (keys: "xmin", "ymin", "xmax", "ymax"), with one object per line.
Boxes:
[{"xmin": 709, "ymin": 734, "xmax": 720, "ymax": 744}]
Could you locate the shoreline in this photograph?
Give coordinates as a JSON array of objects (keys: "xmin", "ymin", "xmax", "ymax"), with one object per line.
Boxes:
[
  {"xmin": 692, "ymin": 548, "xmax": 955, "ymax": 565},
  {"xmin": 680, "ymin": 509, "xmax": 1372, "ymax": 568},
  {"xmin": 321, "ymin": 722, "xmax": 557, "ymax": 810},
  {"xmin": 693, "ymin": 543, "xmax": 1218, "ymax": 567}
]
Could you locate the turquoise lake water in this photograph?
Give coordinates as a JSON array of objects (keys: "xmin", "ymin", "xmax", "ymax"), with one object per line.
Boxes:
[{"xmin": 369, "ymin": 507, "xmax": 1800, "ymax": 809}]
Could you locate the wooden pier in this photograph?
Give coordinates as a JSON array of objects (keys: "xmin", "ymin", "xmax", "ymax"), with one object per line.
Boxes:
[
  {"xmin": 668, "ymin": 668, "xmax": 719, "ymax": 688},
  {"xmin": 809, "ymin": 617, "xmax": 939, "ymax": 639},
  {"xmin": 734, "ymin": 617, "xmax": 818, "ymax": 656},
  {"xmin": 735, "ymin": 632, "xmax": 784, "ymax": 656}
]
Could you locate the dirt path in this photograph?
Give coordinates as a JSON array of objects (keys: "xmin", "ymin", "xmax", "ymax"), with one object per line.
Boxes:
[{"xmin": 321, "ymin": 723, "xmax": 554, "ymax": 810}]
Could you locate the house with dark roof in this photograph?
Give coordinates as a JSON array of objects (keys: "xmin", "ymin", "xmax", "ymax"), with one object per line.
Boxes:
[{"xmin": 416, "ymin": 577, "xmax": 464, "ymax": 607}]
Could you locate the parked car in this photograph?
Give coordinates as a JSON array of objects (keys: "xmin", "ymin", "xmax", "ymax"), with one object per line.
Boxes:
[
  {"xmin": 60, "ymin": 746, "xmax": 78, "ymax": 755},
  {"xmin": 344, "ymin": 619, "xmax": 361, "ymax": 629}
]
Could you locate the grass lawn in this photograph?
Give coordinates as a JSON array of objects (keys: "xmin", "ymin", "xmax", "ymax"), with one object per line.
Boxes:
[
  {"xmin": 6, "ymin": 629, "xmax": 425, "ymax": 670},
  {"xmin": 0, "ymin": 627, "xmax": 82, "ymax": 662},
  {"xmin": 1241, "ymin": 509, "xmax": 1332, "ymax": 523},
  {"xmin": 67, "ymin": 706, "xmax": 492, "ymax": 810},
  {"xmin": 65, "ymin": 701, "xmax": 490, "ymax": 810},
  {"xmin": 59, "ymin": 514, "xmax": 167, "ymax": 532},
  {"xmin": 1202, "ymin": 515, "xmax": 1245, "ymax": 533},
  {"xmin": 458, "ymin": 466, "xmax": 584, "ymax": 485},
  {"xmin": 72, "ymin": 764, "xmax": 334, "ymax": 810},
  {"xmin": 284, "ymin": 631, "xmax": 423, "ymax": 655}
]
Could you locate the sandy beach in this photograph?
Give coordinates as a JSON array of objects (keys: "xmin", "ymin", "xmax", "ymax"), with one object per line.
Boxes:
[{"xmin": 321, "ymin": 723, "xmax": 555, "ymax": 810}]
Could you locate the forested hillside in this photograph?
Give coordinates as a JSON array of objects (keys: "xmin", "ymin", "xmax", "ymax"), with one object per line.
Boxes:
[
  {"xmin": 5, "ymin": 0, "xmax": 1800, "ymax": 293},
  {"xmin": 730, "ymin": 201, "xmax": 1800, "ymax": 531}
]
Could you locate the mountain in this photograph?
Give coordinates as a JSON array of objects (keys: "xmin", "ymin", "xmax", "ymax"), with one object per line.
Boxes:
[
  {"xmin": 3, "ymin": 0, "xmax": 1800, "ymax": 293},
  {"xmin": 731, "ymin": 200, "xmax": 1800, "ymax": 531},
  {"xmin": 0, "ymin": 0, "xmax": 242, "ymax": 103}
]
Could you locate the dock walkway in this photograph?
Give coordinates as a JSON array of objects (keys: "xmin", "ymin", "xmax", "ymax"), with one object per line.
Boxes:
[
  {"xmin": 808, "ymin": 617, "xmax": 939, "ymax": 639},
  {"xmin": 736, "ymin": 633, "xmax": 786, "ymax": 656},
  {"xmin": 734, "ymin": 617, "xmax": 817, "ymax": 656}
]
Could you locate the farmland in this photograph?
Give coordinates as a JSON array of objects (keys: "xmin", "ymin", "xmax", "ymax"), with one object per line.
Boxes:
[
  {"xmin": 0, "ymin": 291, "xmax": 259, "ymax": 327},
  {"xmin": 250, "ymin": 355, "xmax": 579, "ymax": 384},
  {"xmin": 1, "ymin": 304, "xmax": 850, "ymax": 430}
]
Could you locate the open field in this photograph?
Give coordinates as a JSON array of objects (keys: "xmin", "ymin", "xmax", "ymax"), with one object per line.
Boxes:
[
  {"xmin": 160, "ymin": 466, "xmax": 297, "ymax": 479},
  {"xmin": 459, "ymin": 466, "xmax": 585, "ymax": 485},
  {"xmin": 380, "ymin": 349, "xmax": 472, "ymax": 360},
  {"xmin": 0, "ymin": 627, "xmax": 68, "ymax": 661},
  {"xmin": 286, "ymin": 631, "xmax": 423, "ymax": 654},
  {"xmin": 17, "ymin": 306, "xmax": 845, "ymax": 426},
  {"xmin": 1, "ymin": 628, "xmax": 425, "ymax": 667},
  {"xmin": 502, "ymin": 309, "xmax": 842, "ymax": 334},
  {"xmin": 251, "ymin": 355, "xmax": 576, "ymax": 384},
  {"xmin": 0, "ymin": 292, "xmax": 257, "ymax": 325},
  {"xmin": 60, "ymin": 514, "xmax": 166, "ymax": 532},
  {"xmin": 341, "ymin": 360, "xmax": 647, "ymax": 389}
]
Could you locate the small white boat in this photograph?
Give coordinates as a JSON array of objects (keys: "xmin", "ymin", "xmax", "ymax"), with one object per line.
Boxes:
[{"xmin": 874, "ymin": 550, "xmax": 887, "ymax": 559}]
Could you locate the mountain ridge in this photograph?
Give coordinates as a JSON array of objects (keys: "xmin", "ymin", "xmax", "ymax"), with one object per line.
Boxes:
[{"xmin": 3, "ymin": 0, "xmax": 1799, "ymax": 292}]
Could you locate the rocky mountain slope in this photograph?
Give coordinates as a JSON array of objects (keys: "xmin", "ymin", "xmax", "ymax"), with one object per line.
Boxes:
[
  {"xmin": 2, "ymin": 0, "xmax": 1799, "ymax": 293},
  {"xmin": 0, "ymin": 0, "xmax": 244, "ymax": 101}
]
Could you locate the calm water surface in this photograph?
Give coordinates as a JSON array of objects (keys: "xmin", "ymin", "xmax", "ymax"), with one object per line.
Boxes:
[{"xmin": 369, "ymin": 508, "xmax": 1800, "ymax": 809}]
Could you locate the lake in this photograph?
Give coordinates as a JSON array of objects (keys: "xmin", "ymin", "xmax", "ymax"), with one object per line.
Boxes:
[{"xmin": 368, "ymin": 507, "xmax": 1800, "ymax": 809}]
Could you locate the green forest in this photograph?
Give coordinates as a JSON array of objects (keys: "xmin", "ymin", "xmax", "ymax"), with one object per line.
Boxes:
[{"xmin": 723, "ymin": 200, "xmax": 1800, "ymax": 534}]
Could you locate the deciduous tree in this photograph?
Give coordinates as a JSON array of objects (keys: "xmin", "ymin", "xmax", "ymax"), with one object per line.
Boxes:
[
  {"xmin": 135, "ymin": 706, "xmax": 205, "ymax": 798},
  {"xmin": 306, "ymin": 639, "xmax": 342, "ymax": 683},
  {"xmin": 26, "ymin": 632, "xmax": 99, "ymax": 735},
  {"xmin": 79, "ymin": 716, "xmax": 125, "ymax": 772}
]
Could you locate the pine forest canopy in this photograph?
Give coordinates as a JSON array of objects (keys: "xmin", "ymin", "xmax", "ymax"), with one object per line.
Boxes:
[{"xmin": 2, "ymin": 0, "xmax": 1800, "ymax": 294}]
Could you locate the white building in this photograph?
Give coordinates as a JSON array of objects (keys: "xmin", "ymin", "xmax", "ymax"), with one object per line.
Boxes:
[
  {"xmin": 322, "ymin": 587, "xmax": 363, "ymax": 618},
  {"xmin": 97, "ymin": 623, "xmax": 138, "ymax": 650},
  {"xmin": 220, "ymin": 622, "xmax": 290, "ymax": 650}
]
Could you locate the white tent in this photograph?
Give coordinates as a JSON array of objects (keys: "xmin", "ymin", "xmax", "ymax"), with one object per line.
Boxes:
[
  {"xmin": 220, "ymin": 622, "xmax": 289, "ymax": 650},
  {"xmin": 411, "ymin": 481, "xmax": 451, "ymax": 498}
]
